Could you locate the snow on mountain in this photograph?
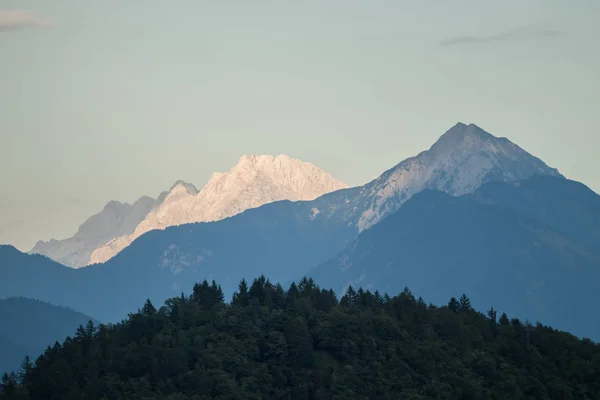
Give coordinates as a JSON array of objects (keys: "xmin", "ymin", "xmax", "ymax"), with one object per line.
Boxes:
[
  {"xmin": 88, "ymin": 154, "xmax": 348, "ymax": 264},
  {"xmin": 29, "ymin": 123, "xmax": 559, "ymax": 270},
  {"xmin": 309, "ymin": 122, "xmax": 563, "ymax": 232},
  {"xmin": 29, "ymin": 196, "xmax": 157, "ymax": 268}
]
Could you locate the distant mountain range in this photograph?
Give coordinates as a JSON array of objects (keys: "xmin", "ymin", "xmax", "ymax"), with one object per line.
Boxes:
[
  {"xmin": 29, "ymin": 196, "xmax": 157, "ymax": 268},
  {"xmin": 0, "ymin": 297, "xmax": 97, "ymax": 375},
  {"xmin": 30, "ymin": 154, "xmax": 348, "ymax": 268},
  {"xmin": 1, "ymin": 123, "xmax": 567, "ymax": 319}
]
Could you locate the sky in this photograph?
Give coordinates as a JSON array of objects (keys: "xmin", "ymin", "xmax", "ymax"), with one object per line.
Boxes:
[{"xmin": 1, "ymin": 0, "xmax": 599, "ymax": 251}]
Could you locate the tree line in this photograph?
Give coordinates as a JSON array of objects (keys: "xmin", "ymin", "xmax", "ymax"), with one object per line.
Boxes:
[{"xmin": 1, "ymin": 276, "xmax": 599, "ymax": 399}]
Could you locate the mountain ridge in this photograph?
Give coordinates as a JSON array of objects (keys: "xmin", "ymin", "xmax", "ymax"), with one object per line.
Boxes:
[
  {"xmin": 88, "ymin": 154, "xmax": 348, "ymax": 265},
  {"xmin": 2, "ymin": 123, "xmax": 568, "ymax": 326},
  {"xmin": 29, "ymin": 196, "xmax": 158, "ymax": 268},
  {"xmin": 29, "ymin": 154, "xmax": 348, "ymax": 268}
]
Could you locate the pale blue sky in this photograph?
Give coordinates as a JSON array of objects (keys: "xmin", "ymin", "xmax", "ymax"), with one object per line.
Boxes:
[{"xmin": 1, "ymin": 0, "xmax": 599, "ymax": 250}]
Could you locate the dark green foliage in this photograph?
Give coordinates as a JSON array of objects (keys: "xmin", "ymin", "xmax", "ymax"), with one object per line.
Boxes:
[
  {"xmin": 459, "ymin": 294, "xmax": 472, "ymax": 311},
  {"xmin": 448, "ymin": 297, "xmax": 460, "ymax": 312},
  {"xmin": 3, "ymin": 278, "xmax": 600, "ymax": 400}
]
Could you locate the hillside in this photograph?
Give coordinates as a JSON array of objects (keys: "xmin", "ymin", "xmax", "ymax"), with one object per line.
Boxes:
[
  {"xmin": 0, "ymin": 297, "xmax": 97, "ymax": 376},
  {"xmin": 306, "ymin": 175, "xmax": 600, "ymax": 340},
  {"xmin": 2, "ymin": 277, "xmax": 599, "ymax": 399},
  {"xmin": 0, "ymin": 246, "xmax": 78, "ymax": 308}
]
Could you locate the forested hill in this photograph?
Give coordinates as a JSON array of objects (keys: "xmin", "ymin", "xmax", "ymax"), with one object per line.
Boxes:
[{"xmin": 2, "ymin": 277, "xmax": 599, "ymax": 400}]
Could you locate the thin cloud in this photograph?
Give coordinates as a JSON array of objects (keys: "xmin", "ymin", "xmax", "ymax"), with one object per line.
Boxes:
[
  {"xmin": 441, "ymin": 25, "xmax": 561, "ymax": 47},
  {"xmin": 0, "ymin": 9, "xmax": 53, "ymax": 32}
]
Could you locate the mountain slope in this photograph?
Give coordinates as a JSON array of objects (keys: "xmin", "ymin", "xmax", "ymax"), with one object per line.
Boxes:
[
  {"xmin": 1, "ymin": 123, "xmax": 563, "ymax": 323},
  {"xmin": 348, "ymin": 122, "xmax": 562, "ymax": 232},
  {"xmin": 471, "ymin": 175, "xmax": 600, "ymax": 252},
  {"xmin": 305, "ymin": 176, "xmax": 600, "ymax": 340},
  {"xmin": 0, "ymin": 245, "xmax": 76, "ymax": 300},
  {"xmin": 29, "ymin": 196, "xmax": 157, "ymax": 268},
  {"xmin": 89, "ymin": 154, "xmax": 348, "ymax": 264},
  {"xmin": 0, "ymin": 189, "xmax": 360, "ymax": 322},
  {"xmin": 0, "ymin": 297, "xmax": 97, "ymax": 375}
]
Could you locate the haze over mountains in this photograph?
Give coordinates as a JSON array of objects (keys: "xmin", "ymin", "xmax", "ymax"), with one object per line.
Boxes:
[
  {"xmin": 5, "ymin": 122, "xmax": 595, "ymax": 342},
  {"xmin": 30, "ymin": 155, "xmax": 348, "ymax": 268}
]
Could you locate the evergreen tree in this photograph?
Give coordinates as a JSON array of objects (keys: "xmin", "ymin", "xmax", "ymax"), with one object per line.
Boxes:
[
  {"xmin": 340, "ymin": 285, "xmax": 357, "ymax": 307},
  {"xmin": 487, "ymin": 307, "xmax": 498, "ymax": 324},
  {"xmin": 499, "ymin": 312, "xmax": 510, "ymax": 326},
  {"xmin": 459, "ymin": 294, "xmax": 472, "ymax": 311},
  {"xmin": 0, "ymin": 372, "xmax": 17, "ymax": 397},
  {"xmin": 18, "ymin": 356, "xmax": 33, "ymax": 382},
  {"xmin": 232, "ymin": 278, "xmax": 249, "ymax": 306},
  {"xmin": 448, "ymin": 297, "xmax": 460, "ymax": 312},
  {"xmin": 85, "ymin": 320, "xmax": 96, "ymax": 337},
  {"xmin": 141, "ymin": 299, "xmax": 157, "ymax": 316}
]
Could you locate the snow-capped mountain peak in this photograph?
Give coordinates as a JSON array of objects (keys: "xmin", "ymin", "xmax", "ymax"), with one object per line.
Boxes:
[
  {"xmin": 429, "ymin": 122, "xmax": 513, "ymax": 157},
  {"xmin": 351, "ymin": 122, "xmax": 562, "ymax": 232},
  {"xmin": 88, "ymin": 154, "xmax": 348, "ymax": 265}
]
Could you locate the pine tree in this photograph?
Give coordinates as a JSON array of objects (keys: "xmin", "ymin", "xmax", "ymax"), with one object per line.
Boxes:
[
  {"xmin": 374, "ymin": 290, "xmax": 383, "ymax": 306},
  {"xmin": 141, "ymin": 299, "xmax": 157, "ymax": 316},
  {"xmin": 232, "ymin": 278, "xmax": 250, "ymax": 306},
  {"xmin": 0, "ymin": 372, "xmax": 17, "ymax": 396},
  {"xmin": 340, "ymin": 286, "xmax": 357, "ymax": 307},
  {"xmin": 85, "ymin": 320, "xmax": 96, "ymax": 337},
  {"xmin": 249, "ymin": 275, "xmax": 268, "ymax": 303},
  {"xmin": 448, "ymin": 297, "xmax": 460, "ymax": 312},
  {"xmin": 459, "ymin": 294, "xmax": 472, "ymax": 311},
  {"xmin": 499, "ymin": 312, "xmax": 510, "ymax": 326},
  {"xmin": 19, "ymin": 355, "xmax": 33, "ymax": 382},
  {"xmin": 487, "ymin": 307, "xmax": 498, "ymax": 324}
]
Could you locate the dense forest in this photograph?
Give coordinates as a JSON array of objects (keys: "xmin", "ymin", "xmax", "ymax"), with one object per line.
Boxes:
[{"xmin": 1, "ymin": 277, "xmax": 599, "ymax": 400}]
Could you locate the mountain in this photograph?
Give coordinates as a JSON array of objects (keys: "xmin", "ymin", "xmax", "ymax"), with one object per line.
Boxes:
[
  {"xmin": 29, "ymin": 196, "xmax": 157, "ymax": 268},
  {"xmin": 5, "ymin": 277, "xmax": 600, "ymax": 399},
  {"xmin": 0, "ymin": 123, "xmax": 563, "ymax": 323},
  {"xmin": 0, "ymin": 191, "xmax": 360, "ymax": 322},
  {"xmin": 305, "ymin": 175, "xmax": 600, "ymax": 340},
  {"xmin": 0, "ymin": 246, "xmax": 78, "ymax": 308},
  {"xmin": 89, "ymin": 154, "xmax": 348, "ymax": 264},
  {"xmin": 0, "ymin": 297, "xmax": 97, "ymax": 375},
  {"xmin": 347, "ymin": 122, "xmax": 562, "ymax": 232}
]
